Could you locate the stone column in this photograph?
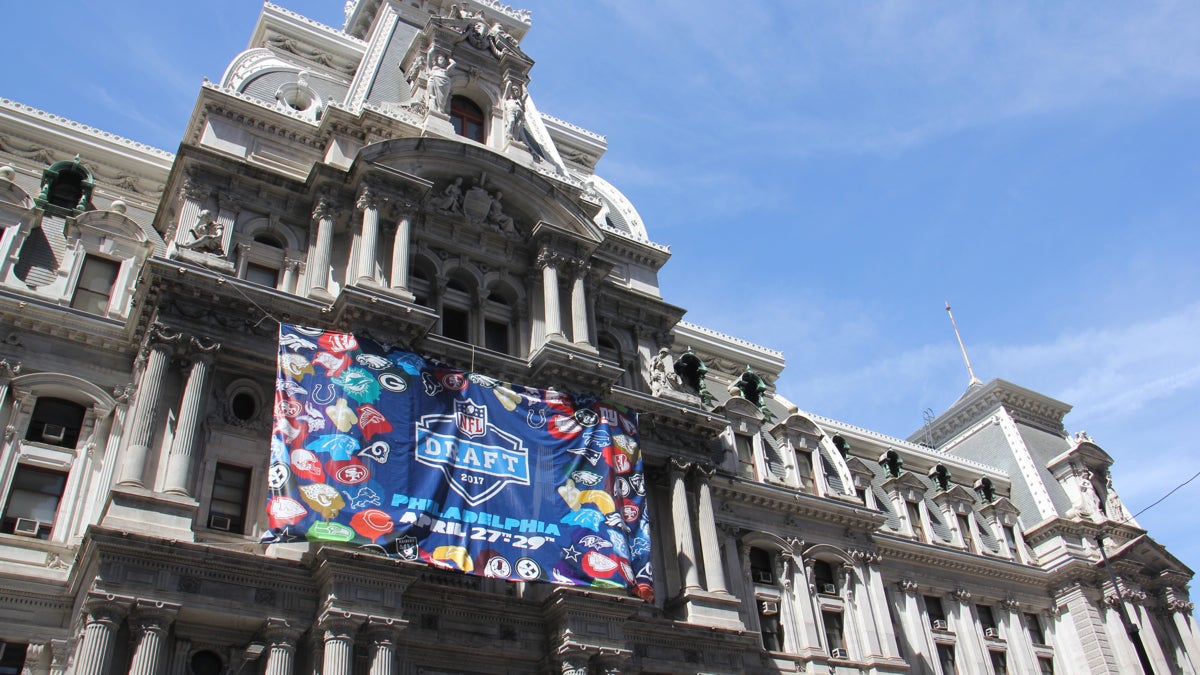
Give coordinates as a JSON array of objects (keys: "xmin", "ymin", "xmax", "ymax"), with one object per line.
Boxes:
[
  {"xmin": 389, "ymin": 210, "xmax": 412, "ymax": 292},
  {"xmin": 892, "ymin": 580, "xmax": 930, "ymax": 671},
  {"xmin": 47, "ymin": 640, "xmax": 70, "ymax": 675},
  {"xmin": 558, "ymin": 650, "xmax": 590, "ymax": 675},
  {"xmin": 128, "ymin": 601, "xmax": 178, "ymax": 675},
  {"xmin": 120, "ymin": 326, "xmax": 180, "ymax": 486},
  {"xmin": 282, "ymin": 259, "xmax": 301, "ymax": 295},
  {"xmin": 693, "ymin": 466, "xmax": 728, "ymax": 594},
  {"xmin": 234, "ymin": 242, "xmax": 252, "ymax": 278},
  {"xmin": 538, "ymin": 248, "xmax": 562, "ymax": 339},
  {"xmin": 569, "ymin": 262, "xmax": 590, "ymax": 345},
  {"xmin": 73, "ymin": 599, "xmax": 128, "ymax": 675},
  {"xmin": 355, "ymin": 188, "xmax": 380, "ymax": 286},
  {"xmin": 998, "ymin": 598, "xmax": 1035, "ymax": 675},
  {"xmin": 1169, "ymin": 601, "xmax": 1200, "ymax": 670},
  {"xmin": 162, "ymin": 337, "xmax": 220, "ymax": 496},
  {"xmin": 947, "ymin": 589, "xmax": 986, "ymax": 670},
  {"xmin": 364, "ymin": 620, "xmax": 403, "ymax": 675},
  {"xmin": 263, "ymin": 619, "xmax": 303, "ymax": 675},
  {"xmin": 320, "ymin": 614, "xmax": 359, "ymax": 675},
  {"xmin": 308, "ymin": 198, "xmax": 336, "ymax": 299},
  {"xmin": 669, "ymin": 459, "xmax": 701, "ymax": 591}
]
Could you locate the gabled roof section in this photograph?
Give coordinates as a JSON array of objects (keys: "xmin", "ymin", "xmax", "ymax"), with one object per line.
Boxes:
[
  {"xmin": 911, "ymin": 378, "xmax": 1073, "ymax": 448},
  {"xmin": 1107, "ymin": 534, "xmax": 1194, "ymax": 578}
]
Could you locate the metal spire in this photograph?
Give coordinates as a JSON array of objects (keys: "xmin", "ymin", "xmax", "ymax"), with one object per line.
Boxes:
[{"xmin": 945, "ymin": 302, "xmax": 982, "ymax": 387}]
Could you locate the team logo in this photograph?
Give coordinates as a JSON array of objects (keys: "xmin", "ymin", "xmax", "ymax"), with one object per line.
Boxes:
[
  {"xmin": 333, "ymin": 463, "xmax": 370, "ymax": 485},
  {"xmin": 515, "ymin": 557, "xmax": 543, "ymax": 580},
  {"xmin": 415, "ymin": 409, "xmax": 531, "ymax": 507},
  {"xmin": 393, "ymin": 535, "xmax": 419, "ymax": 561},
  {"xmin": 455, "ymin": 399, "xmax": 487, "ymax": 438},
  {"xmin": 483, "ymin": 554, "xmax": 512, "ymax": 578}
]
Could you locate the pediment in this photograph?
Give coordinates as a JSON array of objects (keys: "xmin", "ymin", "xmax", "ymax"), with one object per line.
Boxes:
[
  {"xmin": 1110, "ymin": 535, "xmax": 1194, "ymax": 577},
  {"xmin": 353, "ymin": 137, "xmax": 601, "ymax": 245},
  {"xmin": 74, "ymin": 209, "xmax": 147, "ymax": 243},
  {"xmin": 0, "ymin": 180, "xmax": 32, "ymax": 209}
]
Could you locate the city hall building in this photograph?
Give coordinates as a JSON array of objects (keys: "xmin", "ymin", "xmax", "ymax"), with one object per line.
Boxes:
[{"xmin": 0, "ymin": 1, "xmax": 1195, "ymax": 673}]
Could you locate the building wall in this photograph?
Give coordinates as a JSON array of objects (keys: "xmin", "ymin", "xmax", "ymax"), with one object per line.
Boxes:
[{"xmin": 0, "ymin": 2, "xmax": 1195, "ymax": 674}]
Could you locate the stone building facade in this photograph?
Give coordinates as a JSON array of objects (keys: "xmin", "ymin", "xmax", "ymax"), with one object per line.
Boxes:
[{"xmin": 0, "ymin": 1, "xmax": 1195, "ymax": 674}]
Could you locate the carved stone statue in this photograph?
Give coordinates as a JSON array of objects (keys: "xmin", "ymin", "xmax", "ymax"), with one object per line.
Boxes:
[
  {"xmin": 430, "ymin": 177, "xmax": 464, "ymax": 214},
  {"xmin": 504, "ymin": 82, "xmax": 526, "ymax": 143},
  {"xmin": 486, "ymin": 190, "xmax": 516, "ymax": 234},
  {"xmin": 487, "ymin": 22, "xmax": 518, "ymax": 57},
  {"xmin": 179, "ymin": 209, "xmax": 224, "ymax": 254},
  {"xmin": 649, "ymin": 347, "xmax": 681, "ymax": 397},
  {"xmin": 425, "ymin": 53, "xmax": 456, "ymax": 114}
]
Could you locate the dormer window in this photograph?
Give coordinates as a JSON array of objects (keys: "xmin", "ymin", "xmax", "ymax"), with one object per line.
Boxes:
[
  {"xmin": 70, "ymin": 255, "xmax": 120, "ymax": 315},
  {"xmin": 450, "ymin": 96, "xmax": 485, "ymax": 142},
  {"xmin": 35, "ymin": 157, "xmax": 95, "ymax": 215}
]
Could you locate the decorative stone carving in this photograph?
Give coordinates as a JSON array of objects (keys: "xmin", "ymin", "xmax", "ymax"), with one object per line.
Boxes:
[
  {"xmin": 178, "ymin": 209, "xmax": 224, "ymax": 254},
  {"xmin": 1001, "ymin": 597, "xmax": 1021, "ymax": 612},
  {"xmin": 898, "ymin": 579, "xmax": 919, "ymax": 595},
  {"xmin": 425, "ymin": 53, "xmax": 456, "ymax": 114},
  {"xmin": 673, "ymin": 347, "xmax": 713, "ymax": 407},
  {"xmin": 951, "ymin": 588, "xmax": 972, "ymax": 603},
  {"xmin": 430, "ymin": 177, "xmax": 464, "ymax": 214},
  {"xmin": 648, "ymin": 347, "xmax": 681, "ymax": 397}
]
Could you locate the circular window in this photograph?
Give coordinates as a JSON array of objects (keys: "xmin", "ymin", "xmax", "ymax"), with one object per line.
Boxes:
[
  {"xmin": 230, "ymin": 391, "xmax": 258, "ymax": 422},
  {"xmin": 190, "ymin": 650, "xmax": 223, "ymax": 675}
]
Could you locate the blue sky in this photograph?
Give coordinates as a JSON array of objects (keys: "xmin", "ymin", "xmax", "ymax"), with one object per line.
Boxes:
[{"xmin": 5, "ymin": 2, "xmax": 1200, "ymax": 582}]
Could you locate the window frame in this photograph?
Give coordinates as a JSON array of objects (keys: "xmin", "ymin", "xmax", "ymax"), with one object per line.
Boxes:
[
  {"xmin": 449, "ymin": 95, "xmax": 486, "ymax": 143},
  {"xmin": 69, "ymin": 254, "xmax": 120, "ymax": 316}
]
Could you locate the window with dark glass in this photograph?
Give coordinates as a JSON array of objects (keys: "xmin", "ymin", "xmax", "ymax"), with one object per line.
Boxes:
[
  {"xmin": 823, "ymin": 610, "xmax": 846, "ymax": 655},
  {"xmin": 1, "ymin": 465, "xmax": 68, "ymax": 539},
  {"xmin": 1025, "ymin": 612, "xmax": 1046, "ymax": 645},
  {"xmin": 0, "ymin": 642, "xmax": 27, "ymax": 675},
  {"xmin": 925, "ymin": 595, "xmax": 948, "ymax": 629},
  {"xmin": 758, "ymin": 599, "xmax": 784, "ymax": 652},
  {"xmin": 25, "ymin": 397, "xmax": 86, "ymax": 448},
  {"xmin": 1003, "ymin": 525, "xmax": 1020, "ymax": 558},
  {"xmin": 813, "ymin": 559, "xmax": 837, "ymax": 594},
  {"xmin": 990, "ymin": 650, "xmax": 1008, "ymax": 675},
  {"xmin": 979, "ymin": 604, "xmax": 998, "ymax": 637},
  {"xmin": 794, "ymin": 447, "xmax": 813, "ymax": 491},
  {"xmin": 442, "ymin": 305, "xmax": 470, "ymax": 342},
  {"xmin": 958, "ymin": 513, "xmax": 975, "ymax": 551},
  {"xmin": 245, "ymin": 262, "xmax": 279, "ymax": 288},
  {"xmin": 450, "ymin": 96, "xmax": 485, "ymax": 142},
  {"xmin": 907, "ymin": 501, "xmax": 925, "ymax": 541},
  {"xmin": 735, "ymin": 433, "xmax": 756, "ymax": 479},
  {"xmin": 936, "ymin": 644, "xmax": 957, "ymax": 675},
  {"xmin": 1038, "ymin": 656, "xmax": 1054, "ymax": 674},
  {"xmin": 484, "ymin": 319, "xmax": 510, "ymax": 353},
  {"xmin": 208, "ymin": 463, "xmax": 252, "ymax": 533},
  {"xmin": 750, "ymin": 547, "xmax": 774, "ymax": 584},
  {"xmin": 70, "ymin": 255, "xmax": 119, "ymax": 315}
]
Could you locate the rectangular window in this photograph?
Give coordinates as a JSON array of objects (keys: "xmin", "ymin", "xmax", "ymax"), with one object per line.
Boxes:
[
  {"xmin": 908, "ymin": 501, "xmax": 925, "ymax": 540},
  {"xmin": 26, "ymin": 397, "xmax": 87, "ymax": 448},
  {"xmin": 484, "ymin": 319, "xmax": 510, "ymax": 354},
  {"xmin": 978, "ymin": 604, "xmax": 998, "ymax": 635},
  {"xmin": 1025, "ymin": 612, "xmax": 1046, "ymax": 645},
  {"xmin": 1003, "ymin": 525, "xmax": 1019, "ymax": 558},
  {"xmin": 794, "ymin": 448, "xmax": 813, "ymax": 491},
  {"xmin": 70, "ymin": 255, "xmax": 119, "ymax": 315},
  {"xmin": 735, "ymin": 433, "xmax": 756, "ymax": 479},
  {"xmin": 245, "ymin": 262, "xmax": 279, "ymax": 288},
  {"xmin": 936, "ymin": 644, "xmax": 957, "ymax": 675},
  {"xmin": 822, "ymin": 610, "xmax": 845, "ymax": 652},
  {"xmin": 1, "ymin": 465, "xmax": 68, "ymax": 539},
  {"xmin": 957, "ymin": 513, "xmax": 974, "ymax": 551},
  {"xmin": 1038, "ymin": 656, "xmax": 1054, "ymax": 675},
  {"xmin": 0, "ymin": 642, "xmax": 27, "ymax": 675},
  {"xmin": 442, "ymin": 305, "xmax": 470, "ymax": 342},
  {"xmin": 989, "ymin": 650, "xmax": 1007, "ymax": 675},
  {"xmin": 208, "ymin": 463, "xmax": 252, "ymax": 533},
  {"xmin": 925, "ymin": 595, "xmax": 947, "ymax": 627}
]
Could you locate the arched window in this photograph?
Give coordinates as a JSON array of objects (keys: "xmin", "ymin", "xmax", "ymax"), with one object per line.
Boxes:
[
  {"xmin": 450, "ymin": 96, "xmax": 485, "ymax": 142},
  {"xmin": 35, "ymin": 158, "xmax": 94, "ymax": 215}
]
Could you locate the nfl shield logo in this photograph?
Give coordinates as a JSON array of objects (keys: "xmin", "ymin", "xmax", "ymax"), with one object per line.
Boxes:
[{"xmin": 455, "ymin": 398, "xmax": 487, "ymax": 438}]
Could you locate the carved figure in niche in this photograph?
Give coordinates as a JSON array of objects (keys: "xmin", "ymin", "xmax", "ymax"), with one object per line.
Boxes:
[
  {"xmin": 1103, "ymin": 470, "xmax": 1133, "ymax": 523},
  {"xmin": 1075, "ymin": 468, "xmax": 1102, "ymax": 518},
  {"xmin": 425, "ymin": 53, "xmax": 456, "ymax": 114},
  {"xmin": 179, "ymin": 209, "xmax": 224, "ymax": 254},
  {"xmin": 486, "ymin": 191, "xmax": 516, "ymax": 234},
  {"xmin": 648, "ymin": 347, "xmax": 681, "ymax": 397},
  {"xmin": 673, "ymin": 347, "xmax": 713, "ymax": 407},
  {"xmin": 503, "ymin": 82, "xmax": 526, "ymax": 143},
  {"xmin": 487, "ymin": 22, "xmax": 518, "ymax": 57},
  {"xmin": 430, "ymin": 177, "xmax": 464, "ymax": 214}
]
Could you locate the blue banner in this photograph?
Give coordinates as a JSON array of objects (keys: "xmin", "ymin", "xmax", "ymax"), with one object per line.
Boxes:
[{"xmin": 263, "ymin": 324, "xmax": 653, "ymax": 600}]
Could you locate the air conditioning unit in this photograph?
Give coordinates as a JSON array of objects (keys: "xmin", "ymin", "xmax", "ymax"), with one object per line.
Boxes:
[
  {"xmin": 985, "ymin": 627, "xmax": 999, "ymax": 638},
  {"xmin": 931, "ymin": 619, "xmax": 949, "ymax": 631},
  {"xmin": 821, "ymin": 583, "xmax": 838, "ymax": 595},
  {"xmin": 830, "ymin": 648, "xmax": 848, "ymax": 660},
  {"xmin": 759, "ymin": 601, "xmax": 779, "ymax": 616},
  {"xmin": 753, "ymin": 570, "xmax": 774, "ymax": 584},
  {"xmin": 41, "ymin": 423, "xmax": 66, "ymax": 444},
  {"xmin": 13, "ymin": 518, "xmax": 40, "ymax": 537},
  {"xmin": 208, "ymin": 514, "xmax": 233, "ymax": 531}
]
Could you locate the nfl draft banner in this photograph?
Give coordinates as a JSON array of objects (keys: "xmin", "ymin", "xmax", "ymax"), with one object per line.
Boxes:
[{"xmin": 263, "ymin": 324, "xmax": 653, "ymax": 600}]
